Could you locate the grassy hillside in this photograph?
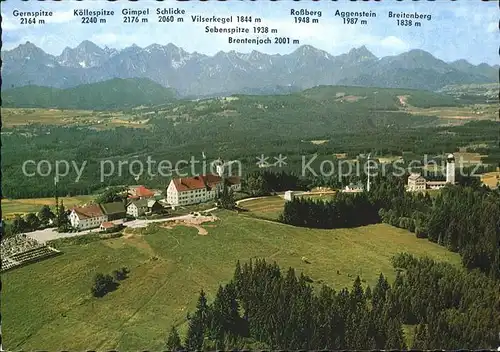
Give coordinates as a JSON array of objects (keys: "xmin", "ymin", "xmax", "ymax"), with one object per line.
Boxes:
[
  {"xmin": 3, "ymin": 211, "xmax": 461, "ymax": 350},
  {"xmin": 2, "ymin": 78, "xmax": 178, "ymax": 110}
]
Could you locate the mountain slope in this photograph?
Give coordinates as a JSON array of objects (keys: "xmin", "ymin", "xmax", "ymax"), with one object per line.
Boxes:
[
  {"xmin": 146, "ymin": 85, "xmax": 464, "ymax": 142},
  {"xmin": 2, "ymin": 78, "xmax": 178, "ymax": 110},
  {"xmin": 1, "ymin": 41, "xmax": 497, "ymax": 96}
]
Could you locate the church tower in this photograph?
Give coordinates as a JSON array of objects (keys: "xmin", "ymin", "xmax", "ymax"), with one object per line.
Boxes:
[
  {"xmin": 214, "ymin": 158, "xmax": 226, "ymax": 178},
  {"xmin": 446, "ymin": 153, "xmax": 455, "ymax": 184}
]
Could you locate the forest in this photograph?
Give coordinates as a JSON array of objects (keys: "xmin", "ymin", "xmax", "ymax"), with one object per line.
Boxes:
[
  {"xmin": 2, "ymin": 83, "xmax": 498, "ymax": 199},
  {"xmin": 2, "ymin": 119, "xmax": 498, "ymax": 199},
  {"xmin": 2, "ymin": 78, "xmax": 178, "ymax": 110},
  {"xmin": 167, "ymin": 256, "xmax": 500, "ymax": 350}
]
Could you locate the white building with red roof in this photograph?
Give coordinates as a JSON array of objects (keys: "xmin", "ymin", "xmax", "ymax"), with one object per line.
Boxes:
[
  {"xmin": 69, "ymin": 204, "xmax": 108, "ymax": 230},
  {"xmin": 166, "ymin": 174, "xmax": 241, "ymax": 206}
]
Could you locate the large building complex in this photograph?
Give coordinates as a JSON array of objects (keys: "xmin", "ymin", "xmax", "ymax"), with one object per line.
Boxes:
[
  {"xmin": 166, "ymin": 174, "xmax": 241, "ymax": 206},
  {"xmin": 407, "ymin": 153, "xmax": 456, "ymax": 192}
]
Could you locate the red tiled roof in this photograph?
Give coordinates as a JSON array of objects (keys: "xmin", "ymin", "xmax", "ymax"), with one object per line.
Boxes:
[
  {"xmin": 72, "ymin": 204, "xmax": 104, "ymax": 220},
  {"xmin": 172, "ymin": 174, "xmax": 241, "ymax": 192},
  {"xmin": 173, "ymin": 175, "xmax": 211, "ymax": 192},
  {"xmin": 132, "ymin": 185, "xmax": 155, "ymax": 198},
  {"xmin": 100, "ymin": 221, "xmax": 115, "ymax": 229},
  {"xmin": 203, "ymin": 174, "xmax": 223, "ymax": 188}
]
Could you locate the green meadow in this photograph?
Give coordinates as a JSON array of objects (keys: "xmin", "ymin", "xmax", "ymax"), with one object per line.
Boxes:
[{"xmin": 3, "ymin": 207, "xmax": 461, "ymax": 351}]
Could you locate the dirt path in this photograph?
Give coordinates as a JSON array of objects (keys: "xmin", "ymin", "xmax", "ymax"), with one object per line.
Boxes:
[{"xmin": 161, "ymin": 214, "xmax": 217, "ymax": 236}]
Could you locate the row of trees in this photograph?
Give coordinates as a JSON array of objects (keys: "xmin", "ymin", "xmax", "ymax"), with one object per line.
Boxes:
[
  {"xmin": 94, "ymin": 186, "xmax": 127, "ymax": 204},
  {"xmin": 169, "ymin": 259, "xmax": 407, "ymax": 351},
  {"xmin": 243, "ymin": 170, "xmax": 308, "ymax": 197},
  {"xmin": 168, "ymin": 256, "xmax": 500, "ymax": 350},
  {"xmin": 5, "ymin": 204, "xmax": 70, "ymax": 237},
  {"xmin": 279, "ymin": 192, "xmax": 379, "ymax": 228}
]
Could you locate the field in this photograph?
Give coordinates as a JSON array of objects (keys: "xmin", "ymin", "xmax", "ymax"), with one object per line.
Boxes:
[
  {"xmin": 481, "ymin": 171, "xmax": 500, "ymax": 189},
  {"xmin": 454, "ymin": 152, "xmax": 488, "ymax": 165},
  {"xmin": 239, "ymin": 194, "xmax": 338, "ymax": 221},
  {"xmin": 3, "ymin": 210, "xmax": 461, "ymax": 351},
  {"xmin": 404, "ymin": 103, "xmax": 497, "ymax": 125},
  {"xmin": 2, "ymin": 195, "xmax": 95, "ymax": 219},
  {"xmin": 1, "ymin": 108, "xmax": 150, "ymax": 129},
  {"xmin": 239, "ymin": 196, "xmax": 285, "ymax": 220}
]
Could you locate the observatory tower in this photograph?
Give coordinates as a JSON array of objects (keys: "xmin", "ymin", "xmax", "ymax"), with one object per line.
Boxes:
[{"xmin": 446, "ymin": 153, "xmax": 455, "ymax": 184}]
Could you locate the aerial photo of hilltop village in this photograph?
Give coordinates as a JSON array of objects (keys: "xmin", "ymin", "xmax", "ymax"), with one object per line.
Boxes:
[{"xmin": 1, "ymin": 0, "xmax": 499, "ymax": 350}]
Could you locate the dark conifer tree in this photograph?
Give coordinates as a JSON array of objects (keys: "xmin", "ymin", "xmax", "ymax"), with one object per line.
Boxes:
[
  {"xmin": 350, "ymin": 276, "xmax": 365, "ymax": 308},
  {"xmin": 166, "ymin": 326, "xmax": 183, "ymax": 352},
  {"xmin": 385, "ymin": 318, "xmax": 406, "ymax": 350},
  {"xmin": 412, "ymin": 324, "xmax": 429, "ymax": 350},
  {"xmin": 184, "ymin": 314, "xmax": 205, "ymax": 351}
]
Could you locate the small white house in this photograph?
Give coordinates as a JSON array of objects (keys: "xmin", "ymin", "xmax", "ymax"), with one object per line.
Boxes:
[
  {"xmin": 127, "ymin": 199, "xmax": 163, "ymax": 217},
  {"xmin": 284, "ymin": 190, "xmax": 295, "ymax": 201},
  {"xmin": 127, "ymin": 199, "xmax": 149, "ymax": 218}
]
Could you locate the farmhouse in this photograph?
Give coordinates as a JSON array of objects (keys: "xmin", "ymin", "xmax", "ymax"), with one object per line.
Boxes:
[
  {"xmin": 69, "ymin": 204, "xmax": 107, "ymax": 230},
  {"xmin": 166, "ymin": 174, "xmax": 241, "ymax": 206},
  {"xmin": 69, "ymin": 202, "xmax": 128, "ymax": 230},
  {"xmin": 127, "ymin": 199, "xmax": 163, "ymax": 217}
]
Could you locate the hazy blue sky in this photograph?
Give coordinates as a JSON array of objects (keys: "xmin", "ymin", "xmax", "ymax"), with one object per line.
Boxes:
[{"xmin": 2, "ymin": 0, "xmax": 498, "ymax": 65}]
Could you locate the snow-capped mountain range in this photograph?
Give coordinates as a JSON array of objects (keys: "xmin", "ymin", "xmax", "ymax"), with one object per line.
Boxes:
[{"xmin": 2, "ymin": 40, "xmax": 497, "ymax": 96}]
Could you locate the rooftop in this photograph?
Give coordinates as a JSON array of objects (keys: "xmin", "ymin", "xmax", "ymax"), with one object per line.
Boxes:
[
  {"xmin": 100, "ymin": 221, "xmax": 115, "ymax": 229},
  {"xmin": 100, "ymin": 201, "xmax": 126, "ymax": 215},
  {"xmin": 129, "ymin": 185, "xmax": 155, "ymax": 198},
  {"xmin": 408, "ymin": 173, "xmax": 424, "ymax": 180},
  {"xmin": 128, "ymin": 199, "xmax": 149, "ymax": 208},
  {"xmin": 172, "ymin": 174, "xmax": 241, "ymax": 192},
  {"xmin": 72, "ymin": 204, "xmax": 104, "ymax": 220}
]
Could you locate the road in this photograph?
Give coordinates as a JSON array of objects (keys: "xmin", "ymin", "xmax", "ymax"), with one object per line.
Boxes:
[
  {"xmin": 25, "ymin": 210, "xmax": 219, "ymax": 243},
  {"xmin": 25, "ymin": 227, "xmax": 100, "ymax": 243},
  {"xmin": 24, "ymin": 194, "xmax": 295, "ymax": 243}
]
